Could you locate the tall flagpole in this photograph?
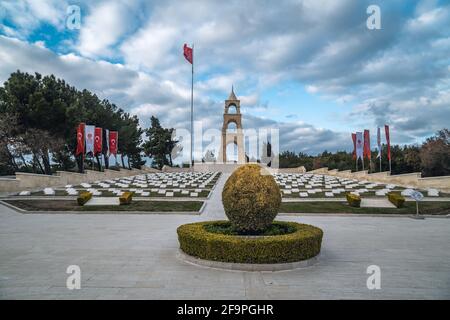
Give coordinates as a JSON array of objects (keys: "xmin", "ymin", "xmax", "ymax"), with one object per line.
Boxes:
[
  {"xmin": 377, "ymin": 127, "xmax": 382, "ymax": 172},
  {"xmin": 190, "ymin": 44, "xmax": 194, "ymax": 171}
]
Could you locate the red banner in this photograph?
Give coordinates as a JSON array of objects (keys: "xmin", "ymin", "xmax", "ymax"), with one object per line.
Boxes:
[
  {"xmin": 385, "ymin": 125, "xmax": 391, "ymax": 160},
  {"xmin": 75, "ymin": 123, "xmax": 85, "ymax": 156},
  {"xmin": 183, "ymin": 43, "xmax": 193, "ymax": 64},
  {"xmin": 94, "ymin": 127, "xmax": 103, "ymax": 155},
  {"xmin": 351, "ymin": 133, "xmax": 356, "ymax": 160},
  {"xmin": 364, "ymin": 129, "xmax": 371, "ymax": 160},
  {"xmin": 109, "ymin": 131, "xmax": 118, "ymax": 156}
]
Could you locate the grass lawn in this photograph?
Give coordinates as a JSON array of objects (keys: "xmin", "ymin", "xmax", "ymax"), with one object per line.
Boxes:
[
  {"xmin": 280, "ymin": 201, "xmax": 450, "ymax": 215},
  {"xmin": 4, "ymin": 200, "xmax": 204, "ymax": 213}
]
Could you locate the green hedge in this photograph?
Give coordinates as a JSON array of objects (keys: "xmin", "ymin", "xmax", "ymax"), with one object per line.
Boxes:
[
  {"xmin": 346, "ymin": 193, "xmax": 361, "ymax": 207},
  {"xmin": 177, "ymin": 221, "xmax": 323, "ymax": 264},
  {"xmin": 119, "ymin": 192, "xmax": 133, "ymax": 205},
  {"xmin": 77, "ymin": 192, "xmax": 92, "ymax": 206},
  {"xmin": 388, "ymin": 192, "xmax": 405, "ymax": 208}
]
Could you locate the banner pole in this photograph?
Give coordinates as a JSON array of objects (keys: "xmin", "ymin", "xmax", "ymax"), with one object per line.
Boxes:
[
  {"xmin": 379, "ymin": 153, "xmax": 382, "ymax": 172},
  {"xmin": 190, "ymin": 44, "xmax": 194, "ymax": 172}
]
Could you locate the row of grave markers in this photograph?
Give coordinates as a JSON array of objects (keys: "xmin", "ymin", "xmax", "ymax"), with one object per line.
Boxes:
[{"xmin": 19, "ymin": 172, "xmax": 220, "ymax": 198}]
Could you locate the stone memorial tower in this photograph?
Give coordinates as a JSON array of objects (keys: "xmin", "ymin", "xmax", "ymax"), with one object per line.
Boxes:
[{"xmin": 218, "ymin": 87, "xmax": 245, "ymax": 163}]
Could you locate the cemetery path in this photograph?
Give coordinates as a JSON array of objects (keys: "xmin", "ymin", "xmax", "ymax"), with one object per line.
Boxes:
[
  {"xmin": 202, "ymin": 172, "xmax": 230, "ymax": 219},
  {"xmin": 1, "ymin": 172, "xmax": 450, "ymax": 299},
  {"xmin": 1, "ymin": 195, "xmax": 450, "ymax": 299}
]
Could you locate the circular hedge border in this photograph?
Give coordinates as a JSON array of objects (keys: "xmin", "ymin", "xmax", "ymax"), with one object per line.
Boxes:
[{"xmin": 177, "ymin": 221, "xmax": 323, "ymax": 264}]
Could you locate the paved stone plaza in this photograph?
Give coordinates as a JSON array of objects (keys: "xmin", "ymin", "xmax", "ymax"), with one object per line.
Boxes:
[{"xmin": 0, "ymin": 173, "xmax": 449, "ymax": 299}]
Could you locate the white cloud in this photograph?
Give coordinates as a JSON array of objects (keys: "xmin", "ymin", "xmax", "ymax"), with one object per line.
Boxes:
[
  {"xmin": 0, "ymin": 0, "xmax": 68, "ymax": 36},
  {"xmin": 196, "ymin": 72, "xmax": 245, "ymax": 93},
  {"xmin": 34, "ymin": 40, "xmax": 46, "ymax": 48},
  {"xmin": 120, "ymin": 23, "xmax": 179, "ymax": 70},
  {"xmin": 0, "ymin": 35, "xmax": 356, "ymax": 154},
  {"xmin": 306, "ymin": 85, "xmax": 319, "ymax": 94},
  {"xmin": 77, "ymin": 1, "xmax": 136, "ymax": 58},
  {"xmin": 1, "ymin": 0, "xmax": 450, "ymax": 151},
  {"xmin": 406, "ymin": 6, "xmax": 450, "ymax": 33}
]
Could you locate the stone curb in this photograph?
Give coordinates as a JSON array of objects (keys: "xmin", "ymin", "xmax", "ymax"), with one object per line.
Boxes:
[
  {"xmin": 199, "ymin": 201, "xmax": 207, "ymax": 214},
  {"xmin": 278, "ymin": 212, "xmax": 450, "ymax": 218},
  {"xmin": 1, "ymin": 196, "xmax": 208, "ymax": 202},
  {"xmin": 281, "ymin": 197, "xmax": 450, "ymax": 202},
  {"xmin": 0, "ymin": 200, "xmax": 201, "ymax": 215},
  {"xmin": 176, "ymin": 249, "xmax": 319, "ymax": 272}
]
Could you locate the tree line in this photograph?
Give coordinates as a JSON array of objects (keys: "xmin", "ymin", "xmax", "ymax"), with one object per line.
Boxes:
[
  {"xmin": 279, "ymin": 129, "xmax": 450, "ymax": 177},
  {"xmin": 0, "ymin": 71, "xmax": 145, "ymax": 175},
  {"xmin": 1, "ymin": 71, "xmax": 448, "ymax": 177}
]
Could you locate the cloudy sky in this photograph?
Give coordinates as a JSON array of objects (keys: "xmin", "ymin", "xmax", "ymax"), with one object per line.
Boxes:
[{"xmin": 0, "ymin": 0, "xmax": 449, "ymax": 157}]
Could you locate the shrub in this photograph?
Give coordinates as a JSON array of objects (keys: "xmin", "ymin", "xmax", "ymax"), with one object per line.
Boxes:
[
  {"xmin": 77, "ymin": 192, "xmax": 92, "ymax": 206},
  {"xmin": 346, "ymin": 193, "xmax": 361, "ymax": 207},
  {"xmin": 177, "ymin": 221, "xmax": 323, "ymax": 264},
  {"xmin": 119, "ymin": 192, "xmax": 133, "ymax": 205},
  {"xmin": 204, "ymin": 221, "xmax": 296, "ymax": 236},
  {"xmin": 388, "ymin": 192, "xmax": 405, "ymax": 208},
  {"xmin": 222, "ymin": 164, "xmax": 281, "ymax": 233}
]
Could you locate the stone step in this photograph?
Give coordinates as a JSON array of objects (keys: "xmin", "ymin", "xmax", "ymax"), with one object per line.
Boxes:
[
  {"xmin": 360, "ymin": 198, "xmax": 396, "ymax": 208},
  {"xmin": 85, "ymin": 197, "xmax": 120, "ymax": 206}
]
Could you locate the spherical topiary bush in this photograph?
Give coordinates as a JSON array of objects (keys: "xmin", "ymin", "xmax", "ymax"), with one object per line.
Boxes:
[{"xmin": 222, "ymin": 164, "xmax": 281, "ymax": 233}]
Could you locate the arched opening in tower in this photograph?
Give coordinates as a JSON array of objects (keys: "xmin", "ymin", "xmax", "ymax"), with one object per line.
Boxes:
[
  {"xmin": 227, "ymin": 104, "xmax": 238, "ymax": 114},
  {"xmin": 226, "ymin": 121, "xmax": 237, "ymax": 133},
  {"xmin": 226, "ymin": 142, "xmax": 238, "ymax": 163}
]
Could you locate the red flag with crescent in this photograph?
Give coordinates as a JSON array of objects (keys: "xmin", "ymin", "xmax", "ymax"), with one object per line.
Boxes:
[
  {"xmin": 351, "ymin": 133, "xmax": 356, "ymax": 160},
  {"xmin": 364, "ymin": 129, "xmax": 371, "ymax": 160},
  {"xmin": 385, "ymin": 125, "xmax": 391, "ymax": 160},
  {"xmin": 94, "ymin": 127, "xmax": 103, "ymax": 155},
  {"xmin": 183, "ymin": 44, "xmax": 193, "ymax": 64},
  {"xmin": 75, "ymin": 123, "xmax": 85, "ymax": 156},
  {"xmin": 109, "ymin": 131, "xmax": 118, "ymax": 156}
]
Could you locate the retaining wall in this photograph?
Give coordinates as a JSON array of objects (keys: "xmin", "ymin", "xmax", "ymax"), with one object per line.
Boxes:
[
  {"xmin": 3, "ymin": 164, "xmax": 449, "ymax": 193},
  {"xmin": 0, "ymin": 167, "xmax": 158, "ymax": 193},
  {"xmin": 193, "ymin": 163, "xmax": 241, "ymax": 173},
  {"xmin": 307, "ymin": 167, "xmax": 450, "ymax": 192}
]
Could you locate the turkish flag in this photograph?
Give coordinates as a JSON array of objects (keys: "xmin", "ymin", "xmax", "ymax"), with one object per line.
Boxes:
[
  {"xmin": 183, "ymin": 44, "xmax": 193, "ymax": 64},
  {"xmin": 364, "ymin": 129, "xmax": 371, "ymax": 160},
  {"xmin": 356, "ymin": 132, "xmax": 363, "ymax": 160},
  {"xmin": 109, "ymin": 131, "xmax": 118, "ymax": 156},
  {"xmin": 75, "ymin": 123, "xmax": 85, "ymax": 156},
  {"xmin": 351, "ymin": 133, "xmax": 356, "ymax": 160},
  {"xmin": 94, "ymin": 127, "xmax": 103, "ymax": 155},
  {"xmin": 385, "ymin": 125, "xmax": 391, "ymax": 160}
]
